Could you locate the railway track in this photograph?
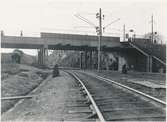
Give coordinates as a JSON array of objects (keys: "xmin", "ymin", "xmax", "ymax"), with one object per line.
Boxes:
[{"xmin": 66, "ymin": 70, "xmax": 166, "ymax": 121}]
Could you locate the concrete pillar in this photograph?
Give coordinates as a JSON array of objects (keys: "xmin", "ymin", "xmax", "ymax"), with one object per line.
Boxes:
[
  {"xmin": 85, "ymin": 51, "xmax": 88, "ymax": 69},
  {"xmin": 38, "ymin": 49, "xmax": 42, "ymax": 65},
  {"xmin": 90, "ymin": 51, "xmax": 93, "ymax": 69},
  {"xmin": 103, "ymin": 52, "xmax": 109, "ymax": 71},
  {"xmin": 118, "ymin": 56, "xmax": 126, "ymax": 72},
  {"xmin": 41, "ymin": 48, "xmax": 44, "ymax": 65},
  {"xmin": 44, "ymin": 44, "xmax": 48, "ymax": 65},
  {"xmin": 80, "ymin": 52, "xmax": 83, "ymax": 69},
  {"xmin": 93, "ymin": 51, "xmax": 98, "ymax": 69},
  {"xmin": 44, "ymin": 49, "xmax": 48, "ymax": 65},
  {"xmin": 37, "ymin": 50, "xmax": 39, "ymax": 64},
  {"xmin": 105, "ymin": 57, "xmax": 109, "ymax": 71},
  {"xmin": 38, "ymin": 47, "xmax": 48, "ymax": 66}
]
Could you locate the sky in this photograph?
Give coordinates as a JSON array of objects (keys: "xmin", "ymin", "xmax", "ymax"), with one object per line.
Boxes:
[{"xmin": 0, "ymin": 0, "xmax": 167, "ymax": 55}]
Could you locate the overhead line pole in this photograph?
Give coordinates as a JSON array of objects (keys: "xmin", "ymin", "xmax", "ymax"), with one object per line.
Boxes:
[
  {"xmin": 75, "ymin": 9, "xmax": 120, "ymax": 72},
  {"xmin": 123, "ymin": 24, "xmax": 125, "ymax": 42},
  {"xmin": 97, "ymin": 8, "xmax": 102, "ymax": 72},
  {"xmin": 151, "ymin": 15, "xmax": 154, "ymax": 43}
]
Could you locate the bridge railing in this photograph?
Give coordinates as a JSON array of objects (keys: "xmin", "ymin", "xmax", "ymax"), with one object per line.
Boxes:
[{"xmin": 129, "ymin": 38, "xmax": 166, "ymax": 63}]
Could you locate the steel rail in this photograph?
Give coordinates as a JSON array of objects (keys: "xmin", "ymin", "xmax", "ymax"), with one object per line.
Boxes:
[
  {"xmin": 93, "ymin": 74, "xmax": 166, "ymax": 106},
  {"xmin": 67, "ymin": 71, "xmax": 106, "ymax": 122}
]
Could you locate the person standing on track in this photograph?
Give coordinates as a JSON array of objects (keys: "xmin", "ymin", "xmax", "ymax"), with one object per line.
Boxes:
[
  {"xmin": 53, "ymin": 64, "xmax": 59, "ymax": 77},
  {"xmin": 122, "ymin": 64, "xmax": 128, "ymax": 74}
]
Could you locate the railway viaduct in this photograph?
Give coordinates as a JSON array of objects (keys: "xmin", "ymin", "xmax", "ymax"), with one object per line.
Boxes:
[{"xmin": 1, "ymin": 32, "xmax": 165, "ymax": 72}]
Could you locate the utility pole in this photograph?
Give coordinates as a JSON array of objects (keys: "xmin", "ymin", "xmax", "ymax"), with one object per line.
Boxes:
[
  {"xmin": 20, "ymin": 30, "xmax": 23, "ymax": 37},
  {"xmin": 75, "ymin": 9, "xmax": 120, "ymax": 71},
  {"xmin": 123, "ymin": 24, "xmax": 125, "ymax": 41},
  {"xmin": 151, "ymin": 15, "xmax": 154, "ymax": 43},
  {"xmin": 96, "ymin": 8, "xmax": 102, "ymax": 72},
  {"xmin": 1, "ymin": 30, "xmax": 4, "ymax": 37}
]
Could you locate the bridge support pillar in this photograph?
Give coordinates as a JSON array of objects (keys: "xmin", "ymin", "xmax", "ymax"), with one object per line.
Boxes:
[
  {"xmin": 38, "ymin": 48, "xmax": 42, "ymax": 65},
  {"xmin": 80, "ymin": 52, "xmax": 83, "ymax": 69},
  {"xmin": 38, "ymin": 47, "xmax": 48, "ymax": 66},
  {"xmin": 118, "ymin": 56, "xmax": 126, "ymax": 72},
  {"xmin": 80, "ymin": 51, "xmax": 95, "ymax": 69},
  {"xmin": 89, "ymin": 51, "xmax": 93, "ymax": 69},
  {"xmin": 92, "ymin": 51, "xmax": 98, "ymax": 69},
  {"xmin": 84, "ymin": 51, "xmax": 88, "ymax": 69}
]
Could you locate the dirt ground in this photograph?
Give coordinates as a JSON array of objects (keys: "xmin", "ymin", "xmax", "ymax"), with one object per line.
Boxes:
[
  {"xmin": 1, "ymin": 71, "xmax": 91, "ymax": 121},
  {"xmin": 2, "ymin": 68, "xmax": 165, "ymax": 121},
  {"xmin": 1, "ymin": 64, "xmax": 51, "ymax": 113}
]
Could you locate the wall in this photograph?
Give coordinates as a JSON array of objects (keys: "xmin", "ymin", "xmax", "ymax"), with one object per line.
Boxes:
[{"xmin": 119, "ymin": 50, "xmax": 147, "ymax": 72}]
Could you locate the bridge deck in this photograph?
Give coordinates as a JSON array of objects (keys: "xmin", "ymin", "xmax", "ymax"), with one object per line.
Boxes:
[{"xmin": 1, "ymin": 33, "xmax": 125, "ymax": 51}]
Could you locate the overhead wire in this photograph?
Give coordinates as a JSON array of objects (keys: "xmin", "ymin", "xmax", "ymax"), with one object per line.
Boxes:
[
  {"xmin": 74, "ymin": 14, "xmax": 96, "ymax": 28},
  {"xmin": 104, "ymin": 18, "xmax": 120, "ymax": 29}
]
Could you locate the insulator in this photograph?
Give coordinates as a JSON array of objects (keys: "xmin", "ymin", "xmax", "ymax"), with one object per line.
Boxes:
[
  {"xmin": 96, "ymin": 13, "xmax": 99, "ymax": 18},
  {"xmin": 103, "ymin": 15, "xmax": 105, "ymax": 20}
]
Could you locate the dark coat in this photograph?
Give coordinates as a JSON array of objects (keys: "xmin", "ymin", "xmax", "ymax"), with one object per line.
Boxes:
[
  {"xmin": 122, "ymin": 64, "xmax": 127, "ymax": 74},
  {"xmin": 53, "ymin": 64, "xmax": 59, "ymax": 77}
]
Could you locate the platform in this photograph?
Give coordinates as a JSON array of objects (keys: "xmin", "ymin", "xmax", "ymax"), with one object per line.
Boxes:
[{"xmin": 128, "ymin": 79, "xmax": 166, "ymax": 89}]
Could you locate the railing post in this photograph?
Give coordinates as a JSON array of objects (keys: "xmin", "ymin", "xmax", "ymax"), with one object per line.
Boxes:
[
  {"xmin": 85, "ymin": 50, "xmax": 88, "ymax": 69},
  {"xmin": 146, "ymin": 56, "xmax": 150, "ymax": 72},
  {"xmin": 149, "ymin": 56, "xmax": 152, "ymax": 72},
  {"xmin": 90, "ymin": 51, "xmax": 93, "ymax": 69},
  {"xmin": 146, "ymin": 56, "xmax": 153, "ymax": 72},
  {"xmin": 80, "ymin": 52, "xmax": 83, "ymax": 69}
]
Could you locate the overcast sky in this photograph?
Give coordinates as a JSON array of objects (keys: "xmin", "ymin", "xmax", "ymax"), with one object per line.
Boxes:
[{"xmin": 0, "ymin": 0, "xmax": 166, "ymax": 55}]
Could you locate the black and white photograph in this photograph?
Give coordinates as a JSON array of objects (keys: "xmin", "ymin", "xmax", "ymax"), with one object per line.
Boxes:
[{"xmin": 0, "ymin": 0, "xmax": 166, "ymax": 121}]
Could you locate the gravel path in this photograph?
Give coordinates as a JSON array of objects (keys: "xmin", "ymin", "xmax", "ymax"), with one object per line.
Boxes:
[{"xmin": 2, "ymin": 71, "xmax": 91, "ymax": 121}]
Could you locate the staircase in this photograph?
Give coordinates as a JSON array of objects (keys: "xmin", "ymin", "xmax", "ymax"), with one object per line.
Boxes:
[
  {"xmin": 128, "ymin": 39, "xmax": 166, "ymax": 65},
  {"xmin": 121, "ymin": 39, "xmax": 166, "ymax": 72}
]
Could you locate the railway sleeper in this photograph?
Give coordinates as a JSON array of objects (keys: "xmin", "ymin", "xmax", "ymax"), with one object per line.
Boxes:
[
  {"xmin": 81, "ymin": 90, "xmax": 87, "ymax": 97},
  {"xmin": 101, "ymin": 107, "xmax": 162, "ymax": 112},
  {"xmin": 68, "ymin": 109, "xmax": 92, "ymax": 114},
  {"xmin": 66, "ymin": 104, "xmax": 88, "ymax": 107},
  {"xmin": 84, "ymin": 97, "xmax": 91, "ymax": 105},
  {"xmin": 87, "ymin": 112, "xmax": 98, "ymax": 119},
  {"xmin": 97, "ymin": 101, "xmax": 150, "ymax": 105},
  {"xmin": 84, "ymin": 100, "xmax": 91, "ymax": 105},
  {"xmin": 87, "ymin": 105, "xmax": 99, "ymax": 119},
  {"xmin": 94, "ymin": 96, "xmax": 137, "ymax": 100},
  {"xmin": 79, "ymin": 87, "xmax": 85, "ymax": 91},
  {"xmin": 94, "ymin": 75, "xmax": 166, "ymax": 107},
  {"xmin": 107, "ymin": 114, "xmax": 166, "ymax": 121},
  {"xmin": 94, "ymin": 98, "xmax": 139, "ymax": 102}
]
